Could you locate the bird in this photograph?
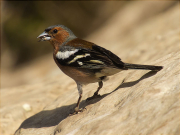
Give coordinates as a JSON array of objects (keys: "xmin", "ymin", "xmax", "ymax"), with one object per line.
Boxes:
[{"xmin": 37, "ymin": 25, "xmax": 163, "ymax": 114}]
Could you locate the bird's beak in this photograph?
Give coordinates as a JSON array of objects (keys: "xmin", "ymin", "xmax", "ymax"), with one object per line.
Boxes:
[{"xmin": 37, "ymin": 31, "xmax": 51, "ymax": 41}]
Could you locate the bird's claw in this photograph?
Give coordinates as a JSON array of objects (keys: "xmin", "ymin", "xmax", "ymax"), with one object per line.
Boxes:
[{"xmin": 69, "ymin": 107, "xmax": 86, "ymax": 116}]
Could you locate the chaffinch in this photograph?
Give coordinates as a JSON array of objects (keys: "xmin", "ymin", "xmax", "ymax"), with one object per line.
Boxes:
[{"xmin": 37, "ymin": 25, "xmax": 163, "ymax": 114}]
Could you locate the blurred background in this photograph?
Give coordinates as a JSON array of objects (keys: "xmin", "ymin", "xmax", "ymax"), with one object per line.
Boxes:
[
  {"xmin": 2, "ymin": 1, "xmax": 126, "ymax": 67},
  {"xmin": 1, "ymin": 1, "xmax": 178, "ymax": 88}
]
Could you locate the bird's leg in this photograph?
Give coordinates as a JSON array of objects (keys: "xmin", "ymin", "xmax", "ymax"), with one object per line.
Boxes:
[
  {"xmin": 71, "ymin": 83, "xmax": 84, "ymax": 115},
  {"xmin": 74, "ymin": 94, "xmax": 82, "ymax": 112},
  {"xmin": 86, "ymin": 81, "xmax": 103, "ymax": 101},
  {"xmin": 94, "ymin": 81, "xmax": 103, "ymax": 96}
]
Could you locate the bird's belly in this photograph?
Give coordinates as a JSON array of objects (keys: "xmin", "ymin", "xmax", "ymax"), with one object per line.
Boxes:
[{"xmin": 58, "ymin": 65, "xmax": 100, "ymax": 84}]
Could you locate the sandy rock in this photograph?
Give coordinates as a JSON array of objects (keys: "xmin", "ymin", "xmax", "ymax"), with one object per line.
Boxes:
[
  {"xmin": 14, "ymin": 52, "xmax": 180, "ymax": 135},
  {"xmin": 1, "ymin": 2, "xmax": 179, "ymax": 135}
]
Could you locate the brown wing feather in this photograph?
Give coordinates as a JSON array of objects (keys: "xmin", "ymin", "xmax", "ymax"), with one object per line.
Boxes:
[{"xmin": 66, "ymin": 38, "xmax": 126, "ymax": 69}]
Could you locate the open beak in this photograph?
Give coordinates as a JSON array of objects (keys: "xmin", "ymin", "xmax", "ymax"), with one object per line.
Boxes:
[{"xmin": 37, "ymin": 31, "xmax": 51, "ymax": 41}]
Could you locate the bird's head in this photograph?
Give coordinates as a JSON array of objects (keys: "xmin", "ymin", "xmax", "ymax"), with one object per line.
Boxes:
[{"xmin": 37, "ymin": 25, "xmax": 76, "ymax": 46}]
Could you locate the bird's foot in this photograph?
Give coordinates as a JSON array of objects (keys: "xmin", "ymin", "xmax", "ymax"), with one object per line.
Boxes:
[
  {"xmin": 69, "ymin": 107, "xmax": 86, "ymax": 116},
  {"xmin": 86, "ymin": 94, "xmax": 101, "ymax": 101}
]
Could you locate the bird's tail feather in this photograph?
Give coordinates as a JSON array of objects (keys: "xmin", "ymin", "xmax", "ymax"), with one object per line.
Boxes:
[{"xmin": 124, "ymin": 63, "xmax": 163, "ymax": 71}]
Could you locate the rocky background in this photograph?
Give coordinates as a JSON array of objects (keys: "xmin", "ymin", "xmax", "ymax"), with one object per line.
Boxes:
[{"xmin": 1, "ymin": 1, "xmax": 180, "ymax": 135}]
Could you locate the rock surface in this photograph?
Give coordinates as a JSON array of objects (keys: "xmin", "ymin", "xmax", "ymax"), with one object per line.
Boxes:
[{"xmin": 1, "ymin": 2, "xmax": 179, "ymax": 135}]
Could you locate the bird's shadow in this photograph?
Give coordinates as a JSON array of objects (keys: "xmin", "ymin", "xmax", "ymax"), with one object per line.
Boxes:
[{"xmin": 15, "ymin": 70, "xmax": 158, "ymax": 131}]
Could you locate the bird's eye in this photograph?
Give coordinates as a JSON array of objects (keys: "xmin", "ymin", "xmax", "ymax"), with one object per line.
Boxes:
[{"xmin": 53, "ymin": 29, "xmax": 58, "ymax": 33}]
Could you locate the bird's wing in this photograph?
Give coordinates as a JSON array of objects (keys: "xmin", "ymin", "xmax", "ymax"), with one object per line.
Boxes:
[
  {"xmin": 91, "ymin": 44, "xmax": 125, "ymax": 69},
  {"xmin": 55, "ymin": 39, "xmax": 125, "ymax": 70}
]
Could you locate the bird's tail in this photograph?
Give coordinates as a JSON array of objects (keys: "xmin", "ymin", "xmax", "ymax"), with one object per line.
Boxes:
[{"xmin": 124, "ymin": 63, "xmax": 163, "ymax": 71}]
